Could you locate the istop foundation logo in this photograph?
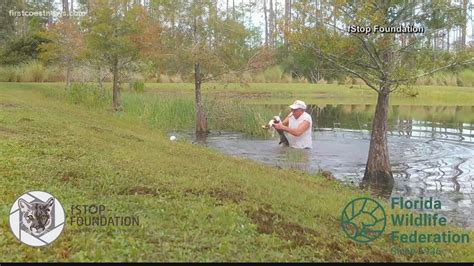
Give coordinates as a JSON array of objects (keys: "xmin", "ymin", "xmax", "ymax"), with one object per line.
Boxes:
[{"xmin": 9, "ymin": 191, "xmax": 65, "ymax": 247}]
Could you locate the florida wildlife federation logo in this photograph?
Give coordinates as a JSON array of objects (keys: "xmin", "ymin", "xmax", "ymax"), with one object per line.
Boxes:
[
  {"xmin": 9, "ymin": 191, "xmax": 65, "ymax": 247},
  {"xmin": 341, "ymin": 197, "xmax": 387, "ymax": 243}
]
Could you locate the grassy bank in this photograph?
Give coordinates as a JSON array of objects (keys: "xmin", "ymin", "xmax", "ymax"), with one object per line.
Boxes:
[{"xmin": 0, "ymin": 83, "xmax": 473, "ymax": 262}]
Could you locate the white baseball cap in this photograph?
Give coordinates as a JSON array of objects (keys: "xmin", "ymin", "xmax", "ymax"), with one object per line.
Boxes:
[{"xmin": 289, "ymin": 100, "xmax": 306, "ymax": 110}]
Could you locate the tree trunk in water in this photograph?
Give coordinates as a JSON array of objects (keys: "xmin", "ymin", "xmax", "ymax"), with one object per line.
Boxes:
[
  {"xmin": 363, "ymin": 87, "xmax": 394, "ymax": 188},
  {"xmin": 112, "ymin": 58, "xmax": 122, "ymax": 111},
  {"xmin": 194, "ymin": 63, "xmax": 208, "ymax": 133}
]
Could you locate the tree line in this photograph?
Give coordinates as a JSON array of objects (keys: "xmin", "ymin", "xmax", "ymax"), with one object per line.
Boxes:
[{"xmin": 1, "ymin": 1, "xmax": 473, "ymax": 85}]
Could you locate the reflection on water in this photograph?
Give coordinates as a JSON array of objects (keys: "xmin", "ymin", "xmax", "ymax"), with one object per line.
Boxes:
[
  {"xmin": 177, "ymin": 105, "xmax": 474, "ymax": 229},
  {"xmin": 360, "ymin": 178, "xmax": 395, "ymax": 200}
]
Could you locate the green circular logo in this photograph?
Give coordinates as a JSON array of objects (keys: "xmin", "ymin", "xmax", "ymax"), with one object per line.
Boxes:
[{"xmin": 341, "ymin": 197, "xmax": 386, "ymax": 243}]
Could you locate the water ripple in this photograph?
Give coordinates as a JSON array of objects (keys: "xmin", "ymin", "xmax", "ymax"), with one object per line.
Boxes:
[{"xmin": 182, "ymin": 128, "xmax": 474, "ymax": 229}]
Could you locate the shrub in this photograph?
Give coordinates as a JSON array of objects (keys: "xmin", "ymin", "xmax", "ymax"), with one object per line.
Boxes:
[
  {"xmin": 396, "ymin": 85, "xmax": 419, "ymax": 97},
  {"xmin": 170, "ymin": 74, "xmax": 183, "ymax": 83},
  {"xmin": 222, "ymin": 73, "xmax": 238, "ymax": 83},
  {"xmin": 71, "ymin": 65, "xmax": 97, "ymax": 83},
  {"xmin": 434, "ymin": 73, "xmax": 446, "ymax": 86},
  {"xmin": 353, "ymin": 78, "xmax": 365, "ymax": 85},
  {"xmin": 281, "ymin": 73, "xmax": 293, "ymax": 83},
  {"xmin": 444, "ymin": 75, "xmax": 457, "ymax": 86},
  {"xmin": 296, "ymin": 76, "xmax": 308, "ymax": 83},
  {"xmin": 415, "ymin": 77, "xmax": 424, "ymax": 85},
  {"xmin": 0, "ymin": 66, "xmax": 20, "ymax": 82},
  {"xmin": 457, "ymin": 69, "xmax": 474, "ymax": 87},
  {"xmin": 424, "ymin": 76, "xmax": 436, "ymax": 85},
  {"xmin": 344, "ymin": 76, "xmax": 353, "ymax": 85},
  {"xmin": 159, "ymin": 74, "xmax": 170, "ymax": 83},
  {"xmin": 241, "ymin": 71, "xmax": 253, "ymax": 83},
  {"xmin": 252, "ymin": 73, "xmax": 266, "ymax": 83},
  {"xmin": 263, "ymin": 66, "xmax": 283, "ymax": 83},
  {"xmin": 68, "ymin": 83, "xmax": 109, "ymax": 107},
  {"xmin": 47, "ymin": 66, "xmax": 65, "ymax": 82},
  {"xmin": 337, "ymin": 77, "xmax": 346, "ymax": 85},
  {"xmin": 131, "ymin": 80, "xmax": 145, "ymax": 93},
  {"xmin": 22, "ymin": 60, "xmax": 47, "ymax": 82}
]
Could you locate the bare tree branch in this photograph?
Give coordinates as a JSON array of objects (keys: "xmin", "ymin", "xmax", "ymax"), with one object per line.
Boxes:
[
  {"xmin": 200, "ymin": 49, "xmax": 272, "ymax": 83},
  {"xmin": 352, "ymin": 34, "xmax": 385, "ymax": 74},
  {"xmin": 302, "ymin": 43, "xmax": 380, "ymax": 92},
  {"xmin": 389, "ymin": 58, "xmax": 474, "ymax": 85},
  {"xmin": 309, "ymin": 16, "xmax": 387, "ymax": 76},
  {"xmin": 323, "ymin": 51, "xmax": 383, "ymax": 84}
]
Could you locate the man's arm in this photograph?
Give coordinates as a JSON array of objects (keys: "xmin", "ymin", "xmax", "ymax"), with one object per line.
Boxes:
[
  {"xmin": 274, "ymin": 120, "xmax": 310, "ymax": 137},
  {"xmin": 281, "ymin": 112, "xmax": 292, "ymax": 126}
]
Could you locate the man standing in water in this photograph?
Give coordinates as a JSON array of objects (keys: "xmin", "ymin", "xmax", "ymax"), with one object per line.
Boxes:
[{"xmin": 274, "ymin": 100, "xmax": 313, "ymax": 149}]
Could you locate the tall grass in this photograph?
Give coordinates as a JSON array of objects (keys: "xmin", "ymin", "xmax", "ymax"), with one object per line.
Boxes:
[
  {"xmin": 43, "ymin": 84, "xmax": 278, "ymax": 137},
  {"xmin": 0, "ymin": 61, "xmax": 59, "ymax": 82},
  {"xmin": 122, "ymin": 93, "xmax": 195, "ymax": 131},
  {"xmin": 3, "ymin": 62, "xmax": 473, "ymax": 86},
  {"xmin": 43, "ymin": 82, "xmax": 110, "ymax": 109},
  {"xmin": 263, "ymin": 66, "xmax": 283, "ymax": 83},
  {"xmin": 153, "ymin": 68, "xmax": 474, "ymax": 86},
  {"xmin": 206, "ymin": 97, "xmax": 276, "ymax": 137},
  {"xmin": 24, "ymin": 61, "xmax": 47, "ymax": 82},
  {"xmin": 68, "ymin": 83, "xmax": 110, "ymax": 107},
  {"xmin": 0, "ymin": 65, "xmax": 21, "ymax": 82},
  {"xmin": 121, "ymin": 93, "xmax": 276, "ymax": 136},
  {"xmin": 457, "ymin": 69, "xmax": 474, "ymax": 87}
]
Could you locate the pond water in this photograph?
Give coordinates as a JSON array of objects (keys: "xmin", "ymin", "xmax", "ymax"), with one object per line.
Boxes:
[{"xmin": 175, "ymin": 104, "xmax": 474, "ymax": 230}]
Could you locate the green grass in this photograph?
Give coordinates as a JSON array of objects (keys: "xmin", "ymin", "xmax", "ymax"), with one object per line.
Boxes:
[
  {"xmin": 38, "ymin": 82, "xmax": 277, "ymax": 137},
  {"xmin": 10, "ymin": 81, "xmax": 473, "ymax": 107},
  {"xmin": 140, "ymin": 82, "xmax": 474, "ymax": 106},
  {"xmin": 0, "ymin": 61, "xmax": 59, "ymax": 82},
  {"xmin": 0, "ymin": 83, "xmax": 473, "ymax": 262}
]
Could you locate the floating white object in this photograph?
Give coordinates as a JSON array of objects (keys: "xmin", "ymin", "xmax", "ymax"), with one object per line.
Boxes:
[{"xmin": 170, "ymin": 136, "xmax": 177, "ymax": 141}]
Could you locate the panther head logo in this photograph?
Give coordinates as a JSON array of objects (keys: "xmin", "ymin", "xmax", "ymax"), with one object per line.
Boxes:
[{"xmin": 18, "ymin": 197, "xmax": 54, "ymax": 236}]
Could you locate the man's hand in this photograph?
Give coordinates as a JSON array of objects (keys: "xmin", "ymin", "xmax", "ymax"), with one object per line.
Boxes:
[
  {"xmin": 273, "ymin": 122, "xmax": 285, "ymax": 130},
  {"xmin": 275, "ymin": 120, "xmax": 310, "ymax": 137}
]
